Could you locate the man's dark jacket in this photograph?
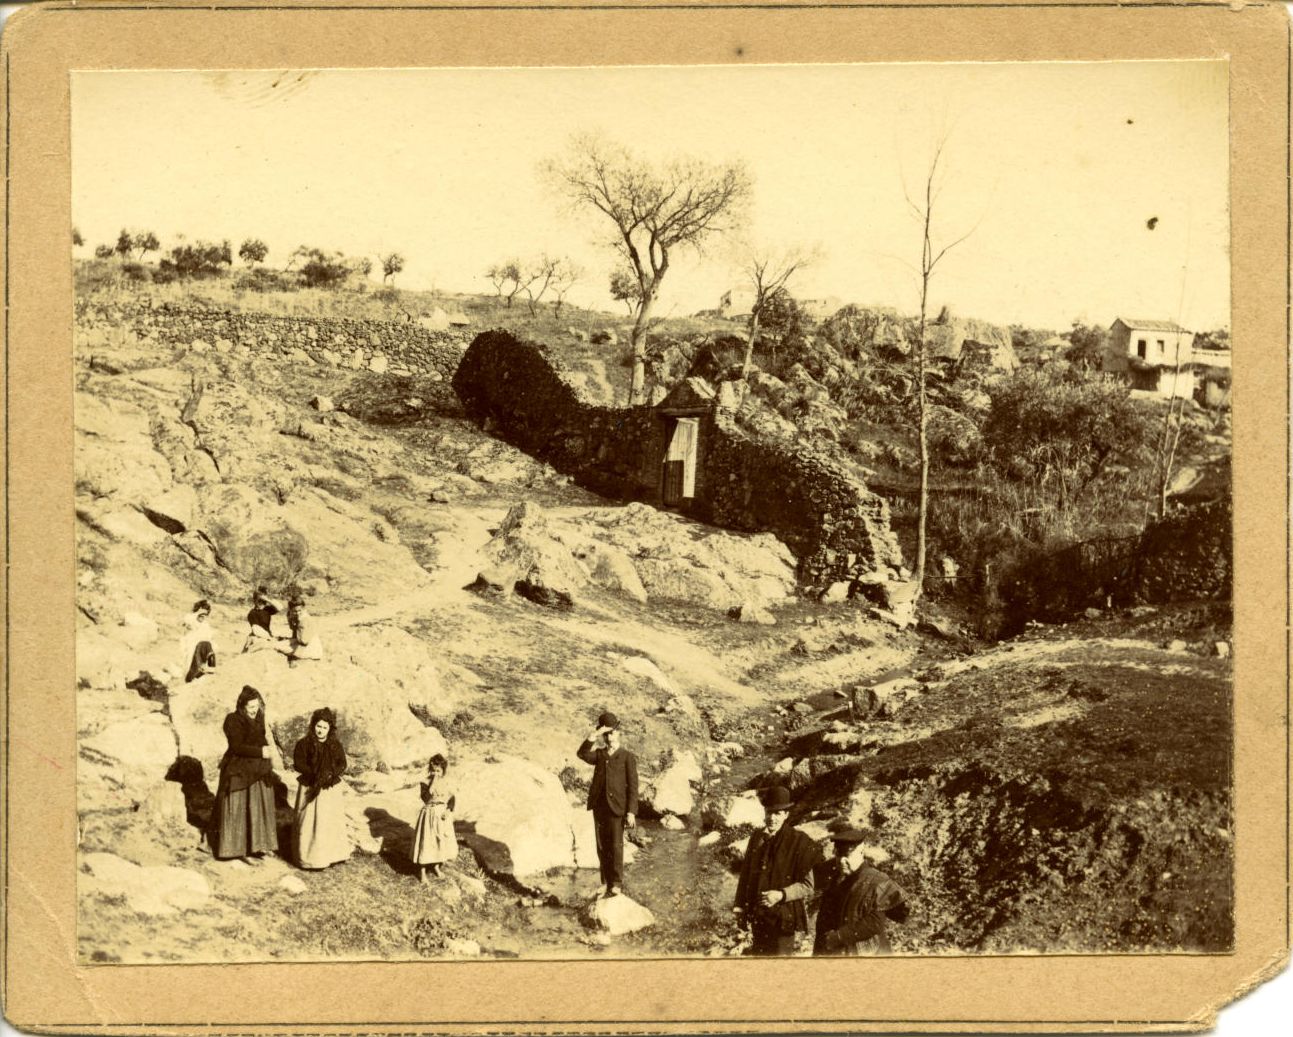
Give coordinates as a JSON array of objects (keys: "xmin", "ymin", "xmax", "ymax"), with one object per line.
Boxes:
[
  {"xmin": 735, "ymin": 823, "xmax": 820, "ymax": 935},
  {"xmin": 813, "ymin": 861, "xmax": 909, "ymax": 955},
  {"xmin": 578, "ymin": 740, "xmax": 639, "ymax": 817}
]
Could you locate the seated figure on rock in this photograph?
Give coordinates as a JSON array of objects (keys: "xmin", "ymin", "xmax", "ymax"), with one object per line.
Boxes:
[
  {"xmin": 180, "ymin": 599, "xmax": 218, "ymax": 683},
  {"xmin": 273, "ymin": 595, "xmax": 323, "ymax": 666},
  {"xmin": 241, "ymin": 585, "xmax": 281, "ymax": 653}
]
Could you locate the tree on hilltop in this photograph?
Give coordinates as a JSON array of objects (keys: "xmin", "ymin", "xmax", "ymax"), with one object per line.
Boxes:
[
  {"xmin": 380, "ymin": 252, "xmax": 405, "ymax": 286},
  {"xmin": 738, "ymin": 243, "xmax": 819, "ymax": 380},
  {"xmin": 239, "ymin": 238, "xmax": 269, "ymax": 266},
  {"xmin": 94, "ymin": 244, "xmax": 114, "ymax": 260},
  {"xmin": 135, "ymin": 231, "xmax": 160, "ymax": 262},
  {"xmin": 114, "ymin": 229, "xmax": 134, "ymax": 262},
  {"xmin": 543, "ymin": 132, "xmax": 752, "ymax": 404},
  {"xmin": 549, "ymin": 259, "xmax": 582, "ymax": 319},
  {"xmin": 523, "ymin": 254, "xmax": 579, "ymax": 316},
  {"xmin": 72, "ymin": 227, "xmax": 84, "ymax": 248},
  {"xmin": 486, "ymin": 259, "xmax": 532, "ymax": 308}
]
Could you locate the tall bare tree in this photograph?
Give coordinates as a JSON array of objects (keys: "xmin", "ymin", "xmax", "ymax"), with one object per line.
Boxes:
[
  {"xmin": 905, "ymin": 137, "xmax": 981, "ymax": 602},
  {"xmin": 739, "ymin": 244, "xmax": 818, "ymax": 380},
  {"xmin": 544, "ymin": 133, "xmax": 751, "ymax": 404}
]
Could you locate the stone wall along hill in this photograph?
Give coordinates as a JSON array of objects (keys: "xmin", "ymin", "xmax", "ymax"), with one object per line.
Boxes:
[{"xmin": 76, "ymin": 301, "xmax": 468, "ymax": 382}]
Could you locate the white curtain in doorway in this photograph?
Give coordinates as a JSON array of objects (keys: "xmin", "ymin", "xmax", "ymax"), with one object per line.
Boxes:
[{"xmin": 666, "ymin": 418, "xmax": 699, "ymax": 498}]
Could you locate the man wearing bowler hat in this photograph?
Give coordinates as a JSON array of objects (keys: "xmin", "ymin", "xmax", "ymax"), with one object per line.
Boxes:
[
  {"xmin": 577, "ymin": 710, "xmax": 638, "ymax": 898},
  {"xmin": 812, "ymin": 826, "xmax": 910, "ymax": 956},
  {"xmin": 733, "ymin": 785, "xmax": 821, "ymax": 955}
]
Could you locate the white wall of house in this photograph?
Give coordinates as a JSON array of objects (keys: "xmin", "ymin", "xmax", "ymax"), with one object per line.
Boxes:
[{"xmin": 1107, "ymin": 320, "xmax": 1194, "ymax": 370}]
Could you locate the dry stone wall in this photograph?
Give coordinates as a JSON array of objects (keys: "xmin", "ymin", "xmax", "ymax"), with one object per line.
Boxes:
[
  {"xmin": 453, "ymin": 331, "xmax": 903, "ymax": 593},
  {"xmin": 75, "ymin": 301, "xmax": 468, "ymax": 381}
]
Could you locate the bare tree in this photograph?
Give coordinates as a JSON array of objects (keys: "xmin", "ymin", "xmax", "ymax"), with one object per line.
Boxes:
[
  {"xmin": 544, "ymin": 132, "xmax": 751, "ymax": 404},
  {"xmin": 905, "ymin": 137, "xmax": 981, "ymax": 602},
  {"xmin": 550, "ymin": 259, "xmax": 582, "ymax": 319},
  {"xmin": 524, "ymin": 254, "xmax": 561, "ymax": 315},
  {"xmin": 486, "ymin": 260, "xmax": 529, "ymax": 307},
  {"xmin": 739, "ymin": 244, "xmax": 818, "ymax": 380}
]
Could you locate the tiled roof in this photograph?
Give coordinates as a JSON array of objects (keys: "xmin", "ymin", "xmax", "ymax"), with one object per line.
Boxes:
[{"xmin": 1117, "ymin": 318, "xmax": 1190, "ymax": 333}]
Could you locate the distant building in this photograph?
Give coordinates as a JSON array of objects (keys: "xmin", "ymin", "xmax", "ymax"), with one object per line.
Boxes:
[{"xmin": 1105, "ymin": 318, "xmax": 1196, "ymax": 399}]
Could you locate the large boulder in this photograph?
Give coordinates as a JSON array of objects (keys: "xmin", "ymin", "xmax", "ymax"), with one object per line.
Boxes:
[
  {"xmin": 587, "ymin": 504, "xmax": 797, "ymax": 611},
  {"xmin": 643, "ymin": 750, "xmax": 702, "ymax": 817},
  {"xmin": 80, "ymin": 852, "xmax": 211, "ymax": 916},
  {"xmin": 166, "ymin": 626, "xmax": 452, "ymax": 781},
  {"xmin": 453, "ymin": 755, "xmax": 577, "ymax": 877},
  {"xmin": 75, "ymin": 393, "xmax": 173, "ymax": 505},
  {"xmin": 478, "ymin": 502, "xmax": 588, "ymax": 601},
  {"xmin": 576, "ymin": 542, "xmax": 648, "ymax": 603},
  {"xmin": 80, "ymin": 713, "xmax": 179, "ymax": 788},
  {"xmin": 581, "ymin": 894, "xmax": 654, "ymax": 935},
  {"xmin": 708, "ymin": 790, "xmax": 766, "ymax": 830}
]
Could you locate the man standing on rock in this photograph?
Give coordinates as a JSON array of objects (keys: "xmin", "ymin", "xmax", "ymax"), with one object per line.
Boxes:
[
  {"xmin": 577, "ymin": 711, "xmax": 638, "ymax": 899},
  {"xmin": 812, "ymin": 827, "xmax": 909, "ymax": 956},
  {"xmin": 734, "ymin": 785, "xmax": 821, "ymax": 955}
]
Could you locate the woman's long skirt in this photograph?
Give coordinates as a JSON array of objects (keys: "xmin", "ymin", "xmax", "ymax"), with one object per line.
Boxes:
[
  {"xmin": 293, "ymin": 782, "xmax": 351, "ymax": 869},
  {"xmin": 210, "ymin": 780, "xmax": 278, "ymax": 859},
  {"xmin": 411, "ymin": 803, "xmax": 457, "ymax": 865}
]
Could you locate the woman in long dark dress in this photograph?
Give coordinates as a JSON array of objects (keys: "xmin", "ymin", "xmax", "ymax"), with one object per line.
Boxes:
[
  {"xmin": 291, "ymin": 707, "xmax": 351, "ymax": 870},
  {"xmin": 209, "ymin": 685, "xmax": 279, "ymax": 861}
]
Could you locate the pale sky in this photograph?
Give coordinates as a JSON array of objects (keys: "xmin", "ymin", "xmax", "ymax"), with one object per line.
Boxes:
[{"xmin": 72, "ymin": 62, "xmax": 1229, "ymax": 332}]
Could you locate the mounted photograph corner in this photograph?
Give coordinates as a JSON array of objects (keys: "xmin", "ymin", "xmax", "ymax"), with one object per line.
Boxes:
[{"xmin": 71, "ymin": 61, "xmax": 1232, "ymax": 965}]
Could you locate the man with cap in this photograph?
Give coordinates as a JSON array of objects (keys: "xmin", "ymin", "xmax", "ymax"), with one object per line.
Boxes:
[
  {"xmin": 577, "ymin": 711, "xmax": 639, "ymax": 898},
  {"xmin": 733, "ymin": 785, "xmax": 822, "ymax": 955},
  {"xmin": 812, "ymin": 826, "xmax": 910, "ymax": 956}
]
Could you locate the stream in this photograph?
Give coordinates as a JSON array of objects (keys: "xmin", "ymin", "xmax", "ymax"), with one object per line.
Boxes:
[{"xmin": 513, "ymin": 661, "xmax": 922, "ymax": 957}]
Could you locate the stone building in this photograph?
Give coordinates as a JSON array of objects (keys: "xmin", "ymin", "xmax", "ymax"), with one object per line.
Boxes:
[
  {"xmin": 452, "ymin": 331, "xmax": 904, "ymax": 595},
  {"xmin": 1104, "ymin": 318, "xmax": 1196, "ymax": 399}
]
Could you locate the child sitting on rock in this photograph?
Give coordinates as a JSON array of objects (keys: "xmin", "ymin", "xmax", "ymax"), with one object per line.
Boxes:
[
  {"xmin": 181, "ymin": 599, "xmax": 217, "ymax": 683},
  {"xmin": 411, "ymin": 753, "xmax": 457, "ymax": 883}
]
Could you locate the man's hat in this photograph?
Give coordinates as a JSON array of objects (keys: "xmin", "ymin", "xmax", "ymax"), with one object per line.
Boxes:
[
  {"xmin": 597, "ymin": 710, "xmax": 620, "ymax": 730},
  {"xmin": 830, "ymin": 826, "xmax": 878, "ymax": 845},
  {"xmin": 760, "ymin": 785, "xmax": 792, "ymax": 812}
]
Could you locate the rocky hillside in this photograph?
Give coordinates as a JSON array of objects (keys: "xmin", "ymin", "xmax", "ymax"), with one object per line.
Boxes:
[{"xmin": 74, "ymin": 312, "xmax": 1232, "ymax": 962}]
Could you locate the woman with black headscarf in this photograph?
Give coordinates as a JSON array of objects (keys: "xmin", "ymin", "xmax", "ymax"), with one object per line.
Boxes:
[
  {"xmin": 209, "ymin": 685, "xmax": 279, "ymax": 862},
  {"xmin": 291, "ymin": 707, "xmax": 351, "ymax": 870}
]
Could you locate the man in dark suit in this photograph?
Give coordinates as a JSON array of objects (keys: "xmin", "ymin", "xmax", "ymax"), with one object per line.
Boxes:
[
  {"xmin": 812, "ymin": 827, "xmax": 910, "ymax": 956},
  {"xmin": 577, "ymin": 710, "xmax": 638, "ymax": 898},
  {"xmin": 733, "ymin": 785, "xmax": 821, "ymax": 955}
]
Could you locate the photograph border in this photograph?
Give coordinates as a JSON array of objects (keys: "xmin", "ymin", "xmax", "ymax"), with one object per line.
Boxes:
[{"xmin": 3, "ymin": 1, "xmax": 1289, "ymax": 1032}]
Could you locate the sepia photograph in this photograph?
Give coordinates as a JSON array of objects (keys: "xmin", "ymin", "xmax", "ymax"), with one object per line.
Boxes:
[{"xmin": 69, "ymin": 59, "xmax": 1235, "ymax": 968}]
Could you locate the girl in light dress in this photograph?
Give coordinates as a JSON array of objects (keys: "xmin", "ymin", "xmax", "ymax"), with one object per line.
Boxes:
[
  {"xmin": 291, "ymin": 707, "xmax": 352, "ymax": 870},
  {"xmin": 411, "ymin": 753, "xmax": 457, "ymax": 883}
]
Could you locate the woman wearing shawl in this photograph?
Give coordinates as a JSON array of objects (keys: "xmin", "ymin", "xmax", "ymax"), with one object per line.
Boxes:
[
  {"xmin": 209, "ymin": 685, "xmax": 279, "ymax": 861},
  {"xmin": 291, "ymin": 707, "xmax": 352, "ymax": 870}
]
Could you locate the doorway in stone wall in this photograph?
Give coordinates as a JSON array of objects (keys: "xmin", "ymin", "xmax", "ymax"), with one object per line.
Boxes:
[{"xmin": 662, "ymin": 417, "xmax": 699, "ymax": 508}]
